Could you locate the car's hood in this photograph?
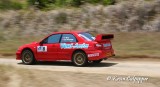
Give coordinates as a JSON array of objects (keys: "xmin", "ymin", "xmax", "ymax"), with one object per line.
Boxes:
[{"xmin": 23, "ymin": 41, "xmax": 38, "ymax": 46}]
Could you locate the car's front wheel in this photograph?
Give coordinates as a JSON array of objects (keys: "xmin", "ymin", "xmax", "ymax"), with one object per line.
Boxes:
[
  {"xmin": 72, "ymin": 51, "xmax": 88, "ymax": 66},
  {"xmin": 21, "ymin": 49, "xmax": 35, "ymax": 65}
]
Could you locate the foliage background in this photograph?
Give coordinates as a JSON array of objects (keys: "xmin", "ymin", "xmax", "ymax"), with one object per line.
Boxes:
[{"xmin": 0, "ymin": 0, "xmax": 160, "ymax": 58}]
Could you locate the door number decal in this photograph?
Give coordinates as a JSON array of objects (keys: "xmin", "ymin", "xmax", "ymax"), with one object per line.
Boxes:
[{"xmin": 37, "ymin": 46, "xmax": 47, "ymax": 52}]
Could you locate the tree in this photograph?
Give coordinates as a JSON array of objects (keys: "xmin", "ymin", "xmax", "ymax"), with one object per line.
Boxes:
[{"xmin": 27, "ymin": 0, "xmax": 55, "ymax": 8}]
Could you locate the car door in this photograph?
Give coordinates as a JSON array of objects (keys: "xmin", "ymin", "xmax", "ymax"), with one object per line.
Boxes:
[
  {"xmin": 58, "ymin": 34, "xmax": 77, "ymax": 60},
  {"xmin": 37, "ymin": 34, "xmax": 61, "ymax": 61}
]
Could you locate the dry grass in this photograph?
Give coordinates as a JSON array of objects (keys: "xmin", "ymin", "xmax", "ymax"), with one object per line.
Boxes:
[
  {"xmin": 0, "ymin": 36, "xmax": 43, "ymax": 55},
  {"xmin": 0, "ymin": 0, "xmax": 159, "ymax": 37},
  {"xmin": 0, "ymin": 32, "xmax": 160, "ymax": 58},
  {"xmin": 112, "ymin": 32, "xmax": 160, "ymax": 58},
  {"xmin": 0, "ymin": 0, "xmax": 159, "ymax": 58}
]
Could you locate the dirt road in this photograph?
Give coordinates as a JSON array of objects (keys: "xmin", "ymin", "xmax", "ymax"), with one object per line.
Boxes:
[
  {"xmin": 0, "ymin": 58, "xmax": 160, "ymax": 77},
  {"xmin": 0, "ymin": 58, "xmax": 160, "ymax": 87}
]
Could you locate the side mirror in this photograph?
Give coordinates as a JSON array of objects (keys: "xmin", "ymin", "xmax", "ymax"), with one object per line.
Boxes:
[
  {"xmin": 39, "ymin": 41, "xmax": 43, "ymax": 46},
  {"xmin": 39, "ymin": 38, "xmax": 47, "ymax": 45}
]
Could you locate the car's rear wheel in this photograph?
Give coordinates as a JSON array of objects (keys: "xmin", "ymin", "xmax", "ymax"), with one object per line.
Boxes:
[
  {"xmin": 93, "ymin": 59, "xmax": 103, "ymax": 63},
  {"xmin": 22, "ymin": 49, "xmax": 35, "ymax": 65},
  {"xmin": 72, "ymin": 51, "xmax": 88, "ymax": 66}
]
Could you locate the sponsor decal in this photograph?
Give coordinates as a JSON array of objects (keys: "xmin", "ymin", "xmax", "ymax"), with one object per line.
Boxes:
[
  {"xmin": 60, "ymin": 43, "xmax": 89, "ymax": 49},
  {"xmin": 88, "ymin": 53, "xmax": 99, "ymax": 57},
  {"xmin": 62, "ymin": 37, "xmax": 74, "ymax": 42},
  {"xmin": 37, "ymin": 46, "xmax": 47, "ymax": 52},
  {"xmin": 103, "ymin": 43, "xmax": 111, "ymax": 47}
]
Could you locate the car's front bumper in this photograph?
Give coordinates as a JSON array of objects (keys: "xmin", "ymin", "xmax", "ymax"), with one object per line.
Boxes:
[{"xmin": 16, "ymin": 51, "xmax": 21, "ymax": 60}]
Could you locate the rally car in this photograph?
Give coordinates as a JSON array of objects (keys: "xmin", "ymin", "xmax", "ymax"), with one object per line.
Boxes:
[{"xmin": 16, "ymin": 31, "xmax": 115, "ymax": 66}]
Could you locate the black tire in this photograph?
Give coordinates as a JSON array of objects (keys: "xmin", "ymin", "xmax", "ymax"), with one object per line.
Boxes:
[
  {"xmin": 21, "ymin": 49, "xmax": 35, "ymax": 65},
  {"xmin": 72, "ymin": 51, "xmax": 88, "ymax": 66},
  {"xmin": 93, "ymin": 59, "xmax": 103, "ymax": 63}
]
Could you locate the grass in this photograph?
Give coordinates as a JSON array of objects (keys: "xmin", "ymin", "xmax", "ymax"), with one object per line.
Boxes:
[
  {"xmin": 0, "ymin": 0, "xmax": 116, "ymax": 10},
  {"xmin": 0, "ymin": 32, "xmax": 160, "ymax": 58},
  {"xmin": 0, "ymin": 0, "xmax": 26, "ymax": 10},
  {"xmin": 112, "ymin": 32, "xmax": 160, "ymax": 58},
  {"xmin": 0, "ymin": 36, "xmax": 43, "ymax": 56}
]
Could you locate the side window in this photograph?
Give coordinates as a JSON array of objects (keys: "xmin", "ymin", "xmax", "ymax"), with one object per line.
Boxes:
[
  {"xmin": 43, "ymin": 34, "xmax": 61, "ymax": 44},
  {"xmin": 61, "ymin": 34, "xmax": 77, "ymax": 43}
]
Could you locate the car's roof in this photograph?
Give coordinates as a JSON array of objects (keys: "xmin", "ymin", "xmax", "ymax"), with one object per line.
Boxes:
[{"xmin": 52, "ymin": 30, "xmax": 87, "ymax": 34}]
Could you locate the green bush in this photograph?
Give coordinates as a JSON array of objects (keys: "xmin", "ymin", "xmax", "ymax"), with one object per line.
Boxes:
[
  {"xmin": 0, "ymin": 0, "xmax": 116, "ymax": 10},
  {"xmin": 83, "ymin": 0, "xmax": 115, "ymax": 5},
  {"xmin": 0, "ymin": 0, "xmax": 23, "ymax": 10},
  {"xmin": 27, "ymin": 0, "xmax": 116, "ymax": 9},
  {"xmin": 102, "ymin": 0, "xmax": 115, "ymax": 5},
  {"xmin": 85, "ymin": 0, "xmax": 100, "ymax": 4},
  {"xmin": 27, "ymin": 0, "xmax": 49, "ymax": 8},
  {"xmin": 71, "ymin": 0, "xmax": 83, "ymax": 7}
]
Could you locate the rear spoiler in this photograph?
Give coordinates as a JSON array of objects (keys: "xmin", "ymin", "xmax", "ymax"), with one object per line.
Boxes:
[{"xmin": 95, "ymin": 34, "xmax": 114, "ymax": 42}]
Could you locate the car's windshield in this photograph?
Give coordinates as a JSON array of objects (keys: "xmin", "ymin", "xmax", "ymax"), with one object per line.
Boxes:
[{"xmin": 78, "ymin": 32, "xmax": 95, "ymax": 41}]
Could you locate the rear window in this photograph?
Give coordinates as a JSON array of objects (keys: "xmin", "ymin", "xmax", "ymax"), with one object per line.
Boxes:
[{"xmin": 78, "ymin": 32, "xmax": 95, "ymax": 41}]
